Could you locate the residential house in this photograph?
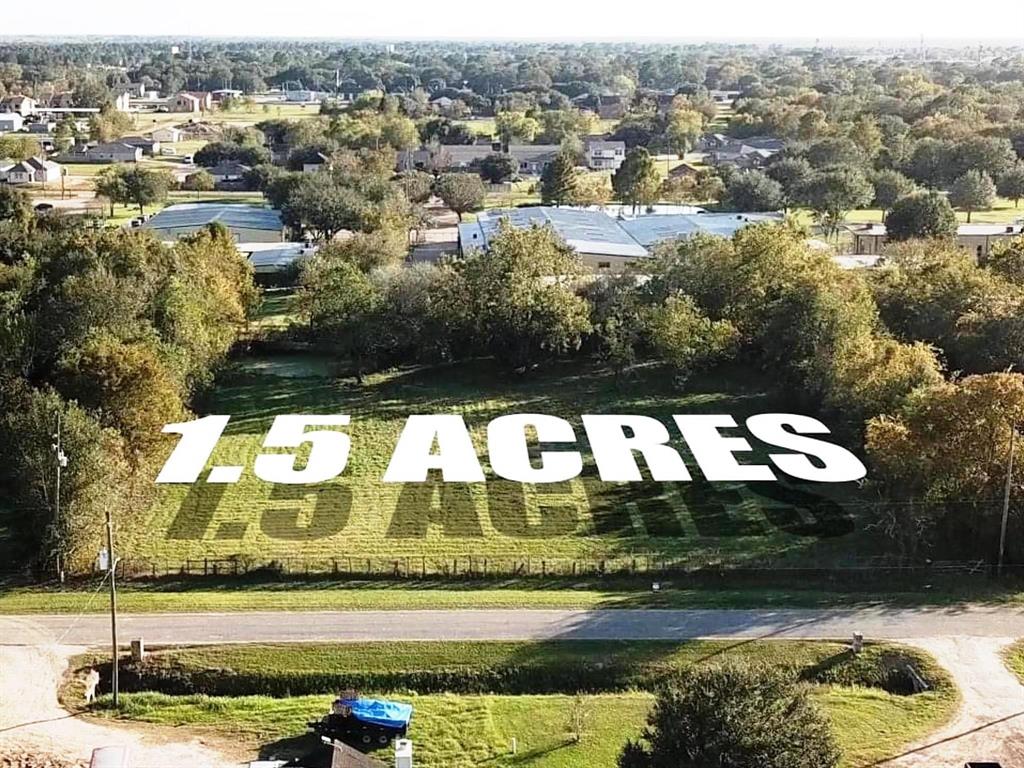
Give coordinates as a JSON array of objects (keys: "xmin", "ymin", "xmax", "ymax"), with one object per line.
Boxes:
[
  {"xmin": 4, "ymin": 156, "xmax": 62, "ymax": 184},
  {"xmin": 0, "ymin": 158, "xmax": 17, "ymax": 182},
  {"xmin": 2, "ymin": 96, "xmax": 37, "ymax": 116},
  {"xmin": 583, "ymin": 139, "xmax": 626, "ymax": 171},
  {"xmin": 152, "ymin": 127, "xmax": 182, "ymax": 144},
  {"xmin": 170, "ymin": 93, "xmax": 202, "ymax": 113},
  {"xmin": 59, "ymin": 142, "xmax": 142, "ymax": 163},
  {"xmin": 700, "ymin": 134, "xmax": 784, "ymax": 169},
  {"xmin": 397, "ymin": 144, "xmax": 494, "ymax": 172},
  {"xmin": 848, "ymin": 222, "xmax": 1024, "ymax": 261},
  {"xmin": 668, "ymin": 162, "xmax": 702, "ymax": 178},
  {"xmin": 48, "ymin": 92, "xmax": 76, "ymax": 109},
  {"xmin": 508, "ymin": 144, "xmax": 560, "ymax": 175},
  {"xmin": 302, "ymin": 152, "xmax": 332, "ymax": 173},
  {"xmin": 207, "ymin": 161, "xmax": 252, "ymax": 183},
  {"xmin": 0, "ymin": 113, "xmax": 24, "ymax": 133},
  {"xmin": 27, "ymin": 121, "xmax": 56, "ymax": 134},
  {"xmin": 120, "ymin": 136, "xmax": 162, "ymax": 156},
  {"xmin": 709, "ymin": 90, "xmax": 742, "ymax": 104},
  {"xmin": 211, "ymin": 89, "xmax": 243, "ymax": 103},
  {"xmin": 186, "ymin": 92, "xmax": 214, "ymax": 111},
  {"xmin": 114, "ymin": 91, "xmax": 133, "ymax": 112},
  {"xmin": 595, "ymin": 95, "xmax": 627, "ymax": 120}
]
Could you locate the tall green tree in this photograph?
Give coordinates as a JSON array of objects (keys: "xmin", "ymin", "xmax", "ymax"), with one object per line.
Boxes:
[
  {"xmin": 612, "ymin": 147, "xmax": 661, "ymax": 213},
  {"xmin": 949, "ymin": 170, "xmax": 996, "ymax": 223},
  {"xmin": 885, "ymin": 191, "xmax": 958, "ymax": 242},
  {"xmin": 435, "ymin": 173, "xmax": 486, "ymax": 221},
  {"xmin": 540, "ymin": 151, "xmax": 578, "ymax": 206},
  {"xmin": 619, "ymin": 662, "xmax": 840, "ymax": 768},
  {"xmin": 997, "ymin": 166, "xmax": 1024, "ymax": 208}
]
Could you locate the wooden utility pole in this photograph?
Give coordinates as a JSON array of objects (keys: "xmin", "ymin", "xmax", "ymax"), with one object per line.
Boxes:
[
  {"xmin": 106, "ymin": 508, "xmax": 119, "ymax": 706},
  {"xmin": 998, "ymin": 427, "xmax": 1016, "ymax": 576}
]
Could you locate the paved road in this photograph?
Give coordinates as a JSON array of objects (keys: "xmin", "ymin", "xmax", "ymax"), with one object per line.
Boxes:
[{"xmin": 5, "ymin": 605, "xmax": 1024, "ymax": 646}]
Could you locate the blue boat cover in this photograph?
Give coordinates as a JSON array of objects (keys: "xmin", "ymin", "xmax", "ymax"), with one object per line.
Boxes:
[{"xmin": 341, "ymin": 698, "xmax": 413, "ymax": 729}]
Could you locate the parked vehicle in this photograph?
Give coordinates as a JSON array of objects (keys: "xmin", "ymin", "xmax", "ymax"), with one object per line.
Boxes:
[{"xmin": 308, "ymin": 696, "xmax": 412, "ymax": 751}]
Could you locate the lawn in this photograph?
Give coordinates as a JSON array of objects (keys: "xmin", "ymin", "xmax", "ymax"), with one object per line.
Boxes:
[
  {"xmin": 79, "ymin": 640, "xmax": 957, "ymax": 768},
  {"xmin": 1002, "ymin": 638, "xmax": 1024, "ymax": 683},
  {"xmin": 121, "ymin": 348, "xmax": 876, "ymax": 571}
]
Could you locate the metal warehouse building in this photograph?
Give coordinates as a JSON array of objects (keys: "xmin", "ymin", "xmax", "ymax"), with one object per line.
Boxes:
[
  {"xmin": 458, "ymin": 207, "xmax": 782, "ymax": 271},
  {"xmin": 143, "ymin": 203, "xmax": 286, "ymax": 243}
]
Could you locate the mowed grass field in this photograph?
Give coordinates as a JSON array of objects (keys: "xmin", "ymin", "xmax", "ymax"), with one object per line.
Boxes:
[
  {"xmin": 80, "ymin": 640, "xmax": 957, "ymax": 768},
  {"xmin": 126, "ymin": 287, "xmax": 874, "ymax": 570}
]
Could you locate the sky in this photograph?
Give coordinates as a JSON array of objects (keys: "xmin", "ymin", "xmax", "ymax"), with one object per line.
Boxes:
[{"xmin": 4, "ymin": 0, "xmax": 1024, "ymax": 43}]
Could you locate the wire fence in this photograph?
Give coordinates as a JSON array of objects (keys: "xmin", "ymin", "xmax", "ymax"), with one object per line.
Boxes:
[{"xmin": 72, "ymin": 553, "xmax": 998, "ymax": 582}]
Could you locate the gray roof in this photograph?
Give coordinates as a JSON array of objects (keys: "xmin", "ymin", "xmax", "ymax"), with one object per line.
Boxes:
[
  {"xmin": 459, "ymin": 207, "xmax": 782, "ymax": 260},
  {"xmin": 144, "ymin": 203, "xmax": 283, "ymax": 233},
  {"xmin": 509, "ymin": 145, "xmax": 560, "ymax": 163}
]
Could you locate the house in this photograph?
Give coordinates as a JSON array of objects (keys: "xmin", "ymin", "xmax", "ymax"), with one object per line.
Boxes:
[
  {"xmin": 302, "ymin": 152, "xmax": 332, "ymax": 173},
  {"xmin": 709, "ymin": 90, "xmax": 742, "ymax": 104},
  {"xmin": 119, "ymin": 136, "xmax": 162, "ymax": 156},
  {"xmin": 143, "ymin": 203, "xmax": 285, "ymax": 243},
  {"xmin": 4, "ymin": 156, "xmax": 62, "ymax": 184},
  {"xmin": 114, "ymin": 91, "xmax": 133, "ymax": 112},
  {"xmin": 847, "ymin": 222, "xmax": 1024, "ymax": 261},
  {"xmin": 48, "ymin": 92, "xmax": 76, "ymax": 109},
  {"xmin": 207, "ymin": 161, "xmax": 252, "ymax": 183},
  {"xmin": 3, "ymin": 96, "xmax": 38, "ymax": 116},
  {"xmin": 211, "ymin": 89, "xmax": 243, "ymax": 103},
  {"xmin": 170, "ymin": 93, "xmax": 202, "ymax": 113},
  {"xmin": 458, "ymin": 207, "xmax": 780, "ymax": 271},
  {"xmin": 583, "ymin": 139, "xmax": 626, "ymax": 171},
  {"xmin": 596, "ymin": 95, "xmax": 627, "ymax": 120},
  {"xmin": 508, "ymin": 144, "xmax": 560, "ymax": 175},
  {"xmin": 397, "ymin": 144, "xmax": 493, "ymax": 172},
  {"xmin": 0, "ymin": 158, "xmax": 17, "ymax": 182},
  {"xmin": 0, "ymin": 113, "xmax": 24, "ymax": 133},
  {"xmin": 58, "ymin": 142, "xmax": 142, "ymax": 163},
  {"xmin": 698, "ymin": 134, "xmax": 784, "ymax": 167},
  {"xmin": 668, "ymin": 162, "xmax": 702, "ymax": 178},
  {"xmin": 186, "ymin": 92, "xmax": 214, "ymax": 111},
  {"xmin": 152, "ymin": 127, "xmax": 182, "ymax": 144},
  {"xmin": 27, "ymin": 121, "xmax": 56, "ymax": 134}
]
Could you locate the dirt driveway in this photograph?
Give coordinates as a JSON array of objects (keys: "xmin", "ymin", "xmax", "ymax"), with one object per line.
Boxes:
[{"xmin": 0, "ymin": 642, "xmax": 241, "ymax": 767}]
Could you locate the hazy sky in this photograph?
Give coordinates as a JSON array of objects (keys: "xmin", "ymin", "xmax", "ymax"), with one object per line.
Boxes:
[{"xmin": 4, "ymin": 0, "xmax": 1024, "ymax": 42}]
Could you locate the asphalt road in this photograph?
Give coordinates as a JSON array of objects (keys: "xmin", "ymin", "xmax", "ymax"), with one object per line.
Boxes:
[{"xmin": 4, "ymin": 605, "xmax": 1024, "ymax": 646}]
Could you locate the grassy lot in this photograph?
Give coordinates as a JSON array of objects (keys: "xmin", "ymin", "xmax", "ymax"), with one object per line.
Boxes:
[
  {"xmin": 121, "ymin": 349, "xmax": 876, "ymax": 569},
  {"xmin": 0, "ymin": 573, "xmax": 1014, "ymax": 615},
  {"xmin": 78, "ymin": 640, "xmax": 957, "ymax": 768},
  {"xmin": 87, "ymin": 688, "xmax": 950, "ymax": 768}
]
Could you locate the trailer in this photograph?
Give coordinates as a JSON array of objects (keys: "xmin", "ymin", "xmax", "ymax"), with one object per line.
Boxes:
[{"xmin": 308, "ymin": 696, "xmax": 413, "ymax": 751}]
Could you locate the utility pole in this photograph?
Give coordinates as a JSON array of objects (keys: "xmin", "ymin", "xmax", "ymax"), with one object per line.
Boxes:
[
  {"xmin": 52, "ymin": 413, "xmax": 68, "ymax": 583},
  {"xmin": 106, "ymin": 508, "xmax": 119, "ymax": 707},
  {"xmin": 998, "ymin": 426, "xmax": 1016, "ymax": 576}
]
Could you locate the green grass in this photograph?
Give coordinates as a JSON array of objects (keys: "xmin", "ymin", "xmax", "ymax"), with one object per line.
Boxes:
[
  {"xmin": 1002, "ymin": 638, "xmax": 1024, "ymax": 683},
  {"xmin": 80, "ymin": 638, "xmax": 957, "ymax": 768},
  {"xmin": 2, "ymin": 574, "xmax": 1015, "ymax": 615},
  {"xmin": 123, "ymin": 355, "xmax": 876, "ymax": 570},
  {"xmin": 86, "ymin": 688, "xmax": 951, "ymax": 768}
]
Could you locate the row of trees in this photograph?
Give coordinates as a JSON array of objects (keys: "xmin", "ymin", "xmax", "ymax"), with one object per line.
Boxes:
[{"xmin": 0, "ymin": 194, "xmax": 257, "ymax": 573}]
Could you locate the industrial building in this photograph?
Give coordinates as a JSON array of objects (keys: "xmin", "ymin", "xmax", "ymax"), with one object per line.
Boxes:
[
  {"xmin": 457, "ymin": 207, "xmax": 782, "ymax": 270},
  {"xmin": 142, "ymin": 203, "xmax": 285, "ymax": 243}
]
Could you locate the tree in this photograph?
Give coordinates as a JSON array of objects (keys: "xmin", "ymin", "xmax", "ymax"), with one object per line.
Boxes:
[
  {"xmin": 435, "ymin": 173, "xmax": 485, "ymax": 221},
  {"xmin": 866, "ymin": 373, "xmax": 1024, "ymax": 557},
  {"xmin": 798, "ymin": 166, "xmax": 873, "ymax": 239},
  {"xmin": 299, "ymin": 254, "xmax": 384, "ymax": 382},
  {"xmin": 871, "ymin": 169, "xmax": 917, "ymax": 220},
  {"xmin": 612, "ymin": 147, "xmax": 661, "ymax": 213},
  {"xmin": 903, "ymin": 138, "xmax": 954, "ymax": 188},
  {"xmin": 540, "ymin": 151, "xmax": 578, "ymax": 206},
  {"xmin": 281, "ymin": 174, "xmax": 368, "ymax": 241},
  {"xmin": 724, "ymin": 170, "xmax": 784, "ymax": 212},
  {"xmin": 646, "ymin": 296, "xmax": 738, "ymax": 388},
  {"xmin": 478, "ymin": 153, "xmax": 517, "ymax": 184},
  {"xmin": 436, "ymin": 221, "xmax": 591, "ymax": 370},
  {"xmin": 619, "ymin": 662, "xmax": 839, "ymax": 768},
  {"xmin": 95, "ymin": 166, "xmax": 170, "ymax": 216},
  {"xmin": 951, "ymin": 135, "xmax": 1017, "ymax": 180},
  {"xmin": 395, "ymin": 170, "xmax": 434, "ymax": 204},
  {"xmin": 766, "ymin": 157, "xmax": 813, "ymax": 207},
  {"xmin": 997, "ymin": 166, "xmax": 1024, "ymax": 208},
  {"xmin": 949, "ymin": 170, "xmax": 996, "ymax": 223},
  {"xmin": 183, "ymin": 169, "xmax": 215, "ymax": 192},
  {"xmin": 495, "ymin": 111, "xmax": 540, "ymax": 145},
  {"xmin": 569, "ymin": 172, "xmax": 613, "ymax": 208},
  {"xmin": 885, "ymin": 191, "xmax": 958, "ymax": 242},
  {"xmin": 0, "ymin": 186, "xmax": 32, "ymax": 226},
  {"xmin": 664, "ymin": 106, "xmax": 703, "ymax": 157}
]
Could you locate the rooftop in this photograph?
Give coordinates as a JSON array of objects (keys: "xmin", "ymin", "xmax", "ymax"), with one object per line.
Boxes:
[
  {"xmin": 459, "ymin": 207, "xmax": 782, "ymax": 259},
  {"xmin": 144, "ymin": 203, "xmax": 283, "ymax": 233}
]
